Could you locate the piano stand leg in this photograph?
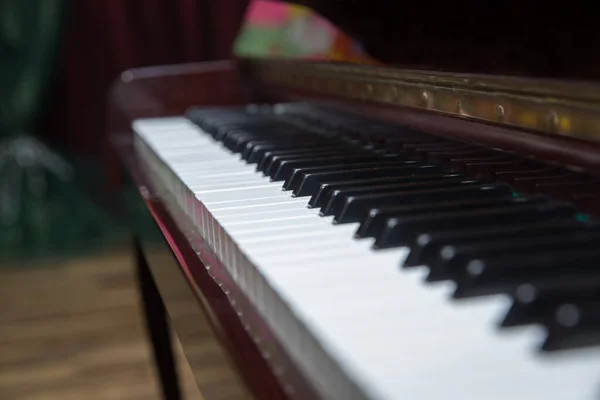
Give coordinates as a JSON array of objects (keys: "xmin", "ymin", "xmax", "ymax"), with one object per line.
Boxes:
[{"xmin": 135, "ymin": 240, "xmax": 182, "ymax": 400}]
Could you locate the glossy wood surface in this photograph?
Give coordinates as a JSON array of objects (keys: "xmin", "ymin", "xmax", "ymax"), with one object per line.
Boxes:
[
  {"xmin": 108, "ymin": 60, "xmax": 249, "ymax": 135},
  {"xmin": 107, "ymin": 60, "xmax": 250, "ymax": 187},
  {"xmin": 110, "ymin": 58, "xmax": 600, "ymax": 400},
  {"xmin": 136, "ymin": 208, "xmax": 252, "ymax": 400},
  {"xmin": 115, "ymin": 137, "xmax": 322, "ymax": 400},
  {"xmin": 109, "ymin": 59, "xmax": 322, "ymax": 399}
]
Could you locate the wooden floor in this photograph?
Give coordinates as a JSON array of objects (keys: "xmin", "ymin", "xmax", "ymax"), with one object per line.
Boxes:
[{"xmin": 0, "ymin": 247, "xmax": 203, "ymax": 400}]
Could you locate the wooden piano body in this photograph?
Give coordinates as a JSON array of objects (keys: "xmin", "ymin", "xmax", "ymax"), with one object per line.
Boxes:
[
  {"xmin": 108, "ymin": 2, "xmax": 600, "ymax": 399},
  {"xmin": 110, "ymin": 60, "xmax": 323, "ymax": 400}
]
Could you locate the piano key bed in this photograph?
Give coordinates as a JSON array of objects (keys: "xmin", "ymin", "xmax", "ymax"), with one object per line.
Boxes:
[{"xmin": 133, "ymin": 103, "xmax": 600, "ymax": 400}]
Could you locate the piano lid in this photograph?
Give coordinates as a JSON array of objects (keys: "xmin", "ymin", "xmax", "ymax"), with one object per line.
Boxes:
[{"xmin": 286, "ymin": 0, "xmax": 600, "ymax": 81}]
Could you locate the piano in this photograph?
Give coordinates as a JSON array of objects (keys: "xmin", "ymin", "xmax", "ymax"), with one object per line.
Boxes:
[{"xmin": 109, "ymin": 1, "xmax": 600, "ymax": 399}]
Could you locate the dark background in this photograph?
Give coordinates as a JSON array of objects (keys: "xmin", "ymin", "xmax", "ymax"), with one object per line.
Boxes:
[
  {"xmin": 0, "ymin": 0, "xmax": 248, "ymax": 260},
  {"xmin": 294, "ymin": 0, "xmax": 600, "ymax": 81},
  {"xmin": 43, "ymin": 0, "xmax": 248, "ymax": 160}
]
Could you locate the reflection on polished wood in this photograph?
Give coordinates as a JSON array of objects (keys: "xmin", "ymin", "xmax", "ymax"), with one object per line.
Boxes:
[
  {"xmin": 0, "ymin": 248, "xmax": 206, "ymax": 400},
  {"xmin": 109, "ymin": 60, "xmax": 344, "ymax": 400},
  {"xmin": 140, "ymin": 240, "xmax": 253, "ymax": 400}
]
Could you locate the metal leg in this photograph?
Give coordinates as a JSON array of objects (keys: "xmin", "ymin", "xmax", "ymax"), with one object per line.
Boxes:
[{"xmin": 135, "ymin": 239, "xmax": 182, "ymax": 400}]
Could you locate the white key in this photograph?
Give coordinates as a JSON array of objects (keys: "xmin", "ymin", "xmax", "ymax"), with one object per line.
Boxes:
[
  {"xmin": 134, "ymin": 116, "xmax": 600, "ymax": 400},
  {"xmin": 205, "ymin": 196, "xmax": 308, "ymax": 208},
  {"xmin": 196, "ymin": 186, "xmax": 288, "ymax": 203},
  {"xmin": 210, "ymin": 197, "xmax": 309, "ymax": 214},
  {"xmin": 217, "ymin": 207, "xmax": 320, "ymax": 224}
]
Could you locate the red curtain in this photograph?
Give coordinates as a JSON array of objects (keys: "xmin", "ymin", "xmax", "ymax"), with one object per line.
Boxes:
[{"xmin": 42, "ymin": 0, "xmax": 248, "ymax": 157}]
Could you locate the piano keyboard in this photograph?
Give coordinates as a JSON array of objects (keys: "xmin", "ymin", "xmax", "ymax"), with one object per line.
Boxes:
[{"xmin": 133, "ymin": 104, "xmax": 600, "ymax": 400}]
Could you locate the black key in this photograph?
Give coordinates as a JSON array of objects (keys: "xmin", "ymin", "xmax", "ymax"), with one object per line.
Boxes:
[
  {"xmin": 462, "ymin": 157, "xmax": 521, "ymax": 175},
  {"xmin": 385, "ymin": 136, "xmax": 448, "ymax": 145},
  {"xmin": 240, "ymin": 137, "xmax": 330, "ymax": 157},
  {"xmin": 503, "ymin": 276, "xmax": 600, "ymax": 328},
  {"xmin": 246, "ymin": 143, "xmax": 293, "ymax": 163},
  {"xmin": 332, "ymin": 180, "xmax": 509, "ymax": 223},
  {"xmin": 414, "ymin": 143, "xmax": 478, "ymax": 152},
  {"xmin": 283, "ymin": 160, "xmax": 427, "ymax": 192},
  {"xmin": 382, "ymin": 137, "xmax": 447, "ymax": 152},
  {"xmin": 543, "ymin": 297, "xmax": 600, "ymax": 351},
  {"xmin": 266, "ymin": 151, "xmax": 376, "ymax": 177},
  {"xmin": 187, "ymin": 106, "xmax": 245, "ymax": 118},
  {"xmin": 442, "ymin": 230, "xmax": 600, "ymax": 294},
  {"xmin": 382, "ymin": 131, "xmax": 443, "ymax": 141},
  {"xmin": 367, "ymin": 130, "xmax": 428, "ymax": 141},
  {"xmin": 456, "ymin": 245, "xmax": 600, "ymax": 299},
  {"xmin": 215, "ymin": 120, "xmax": 301, "ymax": 140},
  {"xmin": 215, "ymin": 121, "xmax": 288, "ymax": 140},
  {"xmin": 189, "ymin": 115, "xmax": 247, "ymax": 131},
  {"xmin": 573, "ymin": 193, "xmax": 600, "ymax": 215},
  {"xmin": 272, "ymin": 154, "xmax": 387, "ymax": 181},
  {"xmin": 513, "ymin": 174, "xmax": 584, "ymax": 193},
  {"xmin": 264, "ymin": 148, "xmax": 365, "ymax": 171},
  {"xmin": 257, "ymin": 146, "xmax": 353, "ymax": 173},
  {"xmin": 322, "ymin": 178, "xmax": 484, "ymax": 217},
  {"xmin": 356, "ymin": 196, "xmax": 546, "ymax": 240},
  {"xmin": 223, "ymin": 129, "xmax": 320, "ymax": 152},
  {"xmin": 494, "ymin": 168, "xmax": 565, "ymax": 184},
  {"xmin": 244, "ymin": 141, "xmax": 333, "ymax": 162},
  {"xmin": 460, "ymin": 160, "xmax": 541, "ymax": 177},
  {"xmin": 308, "ymin": 173, "xmax": 460, "ymax": 208},
  {"xmin": 257, "ymin": 147, "xmax": 330, "ymax": 171},
  {"xmin": 290, "ymin": 162, "xmax": 434, "ymax": 196},
  {"xmin": 535, "ymin": 181, "xmax": 600, "ymax": 201},
  {"xmin": 222, "ymin": 131, "xmax": 257, "ymax": 152},
  {"xmin": 405, "ymin": 218, "xmax": 588, "ymax": 268},
  {"xmin": 196, "ymin": 117, "xmax": 252, "ymax": 132},
  {"xmin": 240, "ymin": 140, "xmax": 275, "ymax": 159},
  {"xmin": 228, "ymin": 125, "xmax": 326, "ymax": 147},
  {"xmin": 425, "ymin": 149, "xmax": 497, "ymax": 164},
  {"xmin": 402, "ymin": 142, "xmax": 472, "ymax": 153},
  {"xmin": 188, "ymin": 112, "xmax": 264, "ymax": 135},
  {"xmin": 451, "ymin": 157, "xmax": 515, "ymax": 174},
  {"xmin": 375, "ymin": 202, "xmax": 573, "ymax": 249}
]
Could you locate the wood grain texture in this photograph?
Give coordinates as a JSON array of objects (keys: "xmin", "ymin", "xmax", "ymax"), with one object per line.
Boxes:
[{"xmin": 0, "ymin": 248, "xmax": 204, "ymax": 400}]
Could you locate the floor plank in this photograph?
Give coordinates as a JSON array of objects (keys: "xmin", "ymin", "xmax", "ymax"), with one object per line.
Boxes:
[{"xmin": 0, "ymin": 247, "xmax": 203, "ymax": 400}]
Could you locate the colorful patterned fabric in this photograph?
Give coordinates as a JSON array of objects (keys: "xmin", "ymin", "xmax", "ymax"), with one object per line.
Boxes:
[{"xmin": 234, "ymin": 0, "xmax": 376, "ymax": 64}]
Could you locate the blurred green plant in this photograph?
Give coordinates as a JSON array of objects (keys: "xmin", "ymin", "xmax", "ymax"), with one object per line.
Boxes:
[
  {"xmin": 0, "ymin": 0, "xmax": 66, "ymax": 136},
  {"xmin": 0, "ymin": 1, "xmax": 140, "ymax": 263}
]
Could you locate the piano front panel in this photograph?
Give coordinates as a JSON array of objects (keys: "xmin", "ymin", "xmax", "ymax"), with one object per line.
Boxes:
[
  {"xmin": 109, "ymin": 55, "xmax": 600, "ymax": 400},
  {"xmin": 130, "ymin": 104, "xmax": 600, "ymax": 400},
  {"xmin": 121, "ymin": 123, "xmax": 323, "ymax": 400}
]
